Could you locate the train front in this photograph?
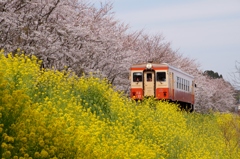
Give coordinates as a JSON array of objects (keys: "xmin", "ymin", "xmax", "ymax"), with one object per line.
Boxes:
[{"xmin": 129, "ymin": 62, "xmax": 169, "ymax": 100}]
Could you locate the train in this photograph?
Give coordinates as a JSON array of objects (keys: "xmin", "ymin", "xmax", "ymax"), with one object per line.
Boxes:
[{"xmin": 129, "ymin": 62, "xmax": 195, "ymax": 112}]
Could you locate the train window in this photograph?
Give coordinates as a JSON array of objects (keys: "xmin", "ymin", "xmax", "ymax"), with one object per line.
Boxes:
[
  {"xmin": 177, "ymin": 77, "xmax": 179, "ymax": 88},
  {"xmin": 179, "ymin": 78, "xmax": 182, "ymax": 89},
  {"xmin": 186, "ymin": 80, "xmax": 187, "ymax": 90},
  {"xmin": 181, "ymin": 79, "xmax": 183, "ymax": 90},
  {"xmin": 147, "ymin": 73, "xmax": 152, "ymax": 81},
  {"xmin": 184, "ymin": 79, "xmax": 186, "ymax": 91},
  {"xmin": 186, "ymin": 80, "xmax": 187, "ymax": 91},
  {"xmin": 183, "ymin": 80, "xmax": 186, "ymax": 91},
  {"xmin": 157, "ymin": 72, "xmax": 166, "ymax": 82},
  {"xmin": 183, "ymin": 79, "xmax": 184, "ymax": 90},
  {"xmin": 178, "ymin": 77, "xmax": 180, "ymax": 89},
  {"xmin": 133, "ymin": 72, "xmax": 142, "ymax": 82}
]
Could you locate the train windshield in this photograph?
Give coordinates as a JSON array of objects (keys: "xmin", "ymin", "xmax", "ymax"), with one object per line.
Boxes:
[
  {"xmin": 157, "ymin": 72, "xmax": 166, "ymax": 82},
  {"xmin": 133, "ymin": 72, "xmax": 142, "ymax": 82}
]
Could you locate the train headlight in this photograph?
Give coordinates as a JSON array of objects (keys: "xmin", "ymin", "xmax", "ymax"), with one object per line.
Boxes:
[{"xmin": 146, "ymin": 63, "xmax": 152, "ymax": 69}]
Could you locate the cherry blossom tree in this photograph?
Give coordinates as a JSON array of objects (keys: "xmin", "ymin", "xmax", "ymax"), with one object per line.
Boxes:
[{"xmin": 194, "ymin": 75, "xmax": 236, "ymax": 112}]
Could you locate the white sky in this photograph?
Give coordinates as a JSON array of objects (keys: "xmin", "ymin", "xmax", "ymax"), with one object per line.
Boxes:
[{"xmin": 92, "ymin": 0, "xmax": 240, "ymax": 82}]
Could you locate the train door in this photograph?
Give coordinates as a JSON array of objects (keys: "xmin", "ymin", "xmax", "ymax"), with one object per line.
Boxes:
[
  {"xmin": 144, "ymin": 71, "xmax": 155, "ymax": 96},
  {"xmin": 169, "ymin": 72, "xmax": 174, "ymax": 100}
]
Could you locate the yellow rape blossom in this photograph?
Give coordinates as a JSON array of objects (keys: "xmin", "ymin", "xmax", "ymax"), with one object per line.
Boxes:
[{"xmin": 0, "ymin": 49, "xmax": 240, "ymax": 158}]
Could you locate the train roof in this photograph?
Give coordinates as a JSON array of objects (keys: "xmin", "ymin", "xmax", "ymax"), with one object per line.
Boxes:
[{"xmin": 130, "ymin": 62, "xmax": 194, "ymax": 79}]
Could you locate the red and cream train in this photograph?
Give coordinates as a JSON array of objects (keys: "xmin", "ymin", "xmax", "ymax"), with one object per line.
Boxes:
[{"xmin": 130, "ymin": 62, "xmax": 195, "ymax": 111}]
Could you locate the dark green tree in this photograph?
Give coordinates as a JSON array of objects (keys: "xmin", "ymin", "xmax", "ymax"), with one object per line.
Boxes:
[{"xmin": 204, "ymin": 70, "xmax": 223, "ymax": 79}]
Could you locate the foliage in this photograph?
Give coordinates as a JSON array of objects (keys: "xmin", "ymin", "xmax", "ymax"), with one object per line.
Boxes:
[{"xmin": 1, "ymin": 50, "xmax": 240, "ymax": 158}]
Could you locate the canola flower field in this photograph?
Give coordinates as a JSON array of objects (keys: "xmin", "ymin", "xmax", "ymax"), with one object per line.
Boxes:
[{"xmin": 0, "ymin": 49, "xmax": 240, "ymax": 159}]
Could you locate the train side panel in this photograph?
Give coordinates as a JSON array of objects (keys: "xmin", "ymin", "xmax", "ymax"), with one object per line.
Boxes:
[{"xmin": 169, "ymin": 67, "xmax": 195, "ymax": 105}]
